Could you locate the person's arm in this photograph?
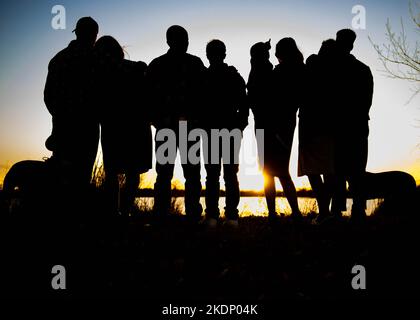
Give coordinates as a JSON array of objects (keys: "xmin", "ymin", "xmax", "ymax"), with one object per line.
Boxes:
[
  {"xmin": 237, "ymin": 74, "xmax": 249, "ymax": 131},
  {"xmin": 43, "ymin": 57, "xmax": 61, "ymax": 116},
  {"xmin": 364, "ymin": 66, "xmax": 374, "ymax": 116},
  {"xmin": 354, "ymin": 61, "xmax": 374, "ymax": 120},
  {"xmin": 190, "ymin": 57, "xmax": 207, "ymax": 126},
  {"xmin": 134, "ymin": 61, "xmax": 149, "ymax": 121},
  {"xmin": 144, "ymin": 59, "xmax": 161, "ymax": 127}
]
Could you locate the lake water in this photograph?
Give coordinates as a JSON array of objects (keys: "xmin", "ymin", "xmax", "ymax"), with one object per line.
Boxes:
[{"xmin": 135, "ymin": 197, "xmax": 381, "ymax": 217}]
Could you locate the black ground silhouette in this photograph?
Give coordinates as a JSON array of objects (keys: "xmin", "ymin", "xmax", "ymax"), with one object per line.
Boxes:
[{"xmin": 0, "ymin": 187, "xmax": 419, "ymax": 301}]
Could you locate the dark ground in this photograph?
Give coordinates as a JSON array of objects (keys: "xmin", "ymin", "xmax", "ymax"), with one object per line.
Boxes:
[{"xmin": 0, "ymin": 190, "xmax": 419, "ymax": 304}]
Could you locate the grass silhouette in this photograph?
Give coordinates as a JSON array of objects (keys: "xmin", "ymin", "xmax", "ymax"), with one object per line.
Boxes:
[{"xmin": 0, "ymin": 161, "xmax": 418, "ymax": 300}]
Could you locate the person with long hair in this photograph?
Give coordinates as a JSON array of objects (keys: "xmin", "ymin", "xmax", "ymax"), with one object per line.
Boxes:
[
  {"xmin": 93, "ymin": 36, "xmax": 152, "ymax": 217},
  {"xmin": 299, "ymin": 39, "xmax": 341, "ymax": 223},
  {"xmin": 263, "ymin": 37, "xmax": 304, "ymax": 220}
]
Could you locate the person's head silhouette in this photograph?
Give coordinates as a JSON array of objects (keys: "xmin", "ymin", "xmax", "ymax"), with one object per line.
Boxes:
[
  {"xmin": 166, "ymin": 25, "xmax": 189, "ymax": 54},
  {"xmin": 73, "ymin": 16, "xmax": 98, "ymax": 47},
  {"xmin": 250, "ymin": 39, "xmax": 271, "ymax": 62},
  {"xmin": 275, "ymin": 37, "xmax": 303, "ymax": 64},
  {"xmin": 206, "ymin": 39, "xmax": 226, "ymax": 65},
  {"xmin": 336, "ymin": 29, "xmax": 356, "ymax": 54},
  {"xmin": 318, "ymin": 39, "xmax": 337, "ymax": 58},
  {"xmin": 94, "ymin": 35, "xmax": 124, "ymax": 63}
]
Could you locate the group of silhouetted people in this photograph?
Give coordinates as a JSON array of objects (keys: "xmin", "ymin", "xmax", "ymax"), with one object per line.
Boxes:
[{"xmin": 44, "ymin": 17, "xmax": 373, "ymax": 226}]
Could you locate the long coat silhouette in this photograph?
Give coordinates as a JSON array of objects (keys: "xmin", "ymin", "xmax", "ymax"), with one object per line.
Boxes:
[
  {"xmin": 92, "ymin": 35, "xmax": 152, "ymax": 215},
  {"xmin": 298, "ymin": 40, "xmax": 338, "ymax": 177},
  {"xmin": 335, "ymin": 53, "xmax": 373, "ymax": 176},
  {"xmin": 94, "ymin": 58, "xmax": 152, "ymax": 174},
  {"xmin": 334, "ymin": 29, "xmax": 374, "ymax": 218}
]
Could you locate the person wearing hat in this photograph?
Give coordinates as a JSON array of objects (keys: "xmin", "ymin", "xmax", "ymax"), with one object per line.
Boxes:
[{"xmin": 44, "ymin": 17, "xmax": 100, "ymax": 198}]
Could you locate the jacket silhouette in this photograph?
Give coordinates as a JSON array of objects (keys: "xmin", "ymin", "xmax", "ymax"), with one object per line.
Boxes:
[
  {"xmin": 201, "ymin": 62, "xmax": 248, "ymax": 130},
  {"xmin": 146, "ymin": 29, "xmax": 206, "ymax": 129},
  {"xmin": 44, "ymin": 17, "xmax": 100, "ymax": 189}
]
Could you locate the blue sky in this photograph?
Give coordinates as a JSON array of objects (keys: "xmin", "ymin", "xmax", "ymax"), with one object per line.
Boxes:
[{"xmin": 0, "ymin": 0, "xmax": 418, "ymax": 188}]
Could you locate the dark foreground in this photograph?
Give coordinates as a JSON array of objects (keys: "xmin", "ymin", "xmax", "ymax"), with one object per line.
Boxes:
[{"xmin": 0, "ymin": 195, "xmax": 419, "ymax": 304}]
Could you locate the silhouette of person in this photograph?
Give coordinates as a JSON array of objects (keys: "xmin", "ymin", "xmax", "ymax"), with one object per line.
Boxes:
[
  {"xmin": 44, "ymin": 17, "xmax": 100, "ymax": 192},
  {"xmin": 146, "ymin": 25, "xmax": 206, "ymax": 222},
  {"xmin": 93, "ymin": 36, "xmax": 152, "ymax": 217},
  {"xmin": 201, "ymin": 39, "xmax": 248, "ymax": 227},
  {"xmin": 247, "ymin": 40, "xmax": 273, "ymax": 129},
  {"xmin": 334, "ymin": 29, "xmax": 374, "ymax": 221},
  {"xmin": 299, "ymin": 39, "xmax": 341, "ymax": 221},
  {"xmin": 250, "ymin": 38, "xmax": 303, "ymax": 220}
]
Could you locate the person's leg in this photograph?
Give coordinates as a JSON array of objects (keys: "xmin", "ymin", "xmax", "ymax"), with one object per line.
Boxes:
[
  {"xmin": 223, "ymin": 132, "xmax": 241, "ymax": 221},
  {"xmin": 154, "ymin": 164, "xmax": 174, "ymax": 216},
  {"xmin": 104, "ymin": 168, "xmax": 119, "ymax": 214},
  {"xmin": 308, "ymin": 174, "xmax": 329, "ymax": 216},
  {"xmin": 322, "ymin": 174, "xmax": 336, "ymax": 212},
  {"xmin": 76, "ymin": 124, "xmax": 100, "ymax": 189},
  {"xmin": 332, "ymin": 132, "xmax": 349, "ymax": 217},
  {"xmin": 223, "ymin": 164, "xmax": 240, "ymax": 221},
  {"xmin": 63, "ymin": 125, "xmax": 100, "ymax": 225},
  {"xmin": 182, "ymin": 163, "xmax": 203, "ymax": 219},
  {"xmin": 121, "ymin": 171, "xmax": 140, "ymax": 216},
  {"xmin": 349, "ymin": 174, "xmax": 367, "ymax": 218},
  {"xmin": 181, "ymin": 127, "xmax": 203, "ymax": 220},
  {"xmin": 204, "ymin": 130, "xmax": 221, "ymax": 220},
  {"xmin": 349, "ymin": 134, "xmax": 368, "ymax": 219},
  {"xmin": 264, "ymin": 173, "xmax": 276, "ymax": 215},
  {"xmin": 278, "ymin": 174, "xmax": 301, "ymax": 216},
  {"xmin": 204, "ymin": 163, "xmax": 221, "ymax": 220},
  {"xmin": 330, "ymin": 175, "xmax": 347, "ymax": 216},
  {"xmin": 154, "ymin": 135, "xmax": 176, "ymax": 216}
]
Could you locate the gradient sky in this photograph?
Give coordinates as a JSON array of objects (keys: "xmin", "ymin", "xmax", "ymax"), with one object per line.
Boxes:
[{"xmin": 0, "ymin": 0, "xmax": 419, "ymax": 190}]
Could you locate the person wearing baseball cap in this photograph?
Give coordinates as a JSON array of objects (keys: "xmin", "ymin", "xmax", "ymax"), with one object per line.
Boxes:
[
  {"xmin": 44, "ymin": 17, "xmax": 100, "ymax": 200},
  {"xmin": 72, "ymin": 16, "xmax": 99, "ymax": 46}
]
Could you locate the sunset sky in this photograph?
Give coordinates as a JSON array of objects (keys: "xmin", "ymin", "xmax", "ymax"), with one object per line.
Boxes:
[{"xmin": 0, "ymin": 0, "xmax": 419, "ymax": 190}]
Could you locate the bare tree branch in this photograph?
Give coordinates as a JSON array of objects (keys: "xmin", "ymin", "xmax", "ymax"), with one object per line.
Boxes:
[{"xmin": 369, "ymin": 1, "xmax": 420, "ymax": 98}]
